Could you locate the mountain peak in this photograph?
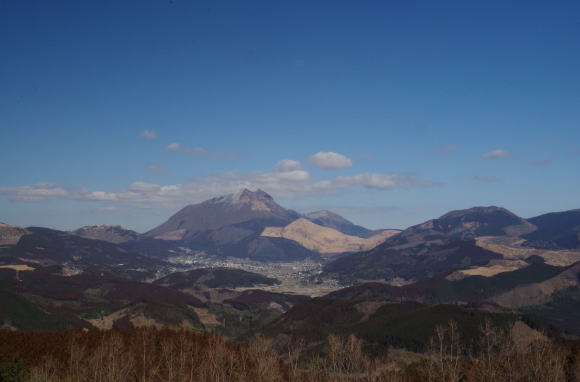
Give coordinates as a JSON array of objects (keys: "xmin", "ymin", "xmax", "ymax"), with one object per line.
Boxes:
[
  {"xmin": 305, "ymin": 210, "xmax": 349, "ymax": 222},
  {"xmin": 303, "ymin": 210, "xmax": 372, "ymax": 237},
  {"xmin": 438, "ymin": 206, "xmax": 517, "ymax": 220},
  {"xmin": 146, "ymin": 189, "xmax": 299, "ymax": 242},
  {"xmin": 236, "ymin": 188, "xmax": 273, "ymax": 202}
]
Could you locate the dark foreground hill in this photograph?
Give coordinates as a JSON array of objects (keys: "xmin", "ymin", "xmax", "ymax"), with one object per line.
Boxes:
[
  {"xmin": 0, "ymin": 267, "xmax": 205, "ymax": 331},
  {"xmin": 324, "ymin": 239, "xmax": 503, "ymax": 282},
  {"xmin": 154, "ymin": 267, "xmax": 280, "ymax": 289}
]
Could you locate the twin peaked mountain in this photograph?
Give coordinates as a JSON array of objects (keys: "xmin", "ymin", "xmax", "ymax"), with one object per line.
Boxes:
[{"xmin": 137, "ymin": 188, "xmax": 399, "ymax": 261}]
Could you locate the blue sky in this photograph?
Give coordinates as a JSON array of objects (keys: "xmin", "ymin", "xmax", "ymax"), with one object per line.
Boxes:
[{"xmin": 1, "ymin": 0, "xmax": 579, "ymax": 232}]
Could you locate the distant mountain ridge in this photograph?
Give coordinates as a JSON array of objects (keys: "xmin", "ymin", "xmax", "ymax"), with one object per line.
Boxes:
[{"xmin": 303, "ymin": 210, "xmax": 374, "ymax": 237}]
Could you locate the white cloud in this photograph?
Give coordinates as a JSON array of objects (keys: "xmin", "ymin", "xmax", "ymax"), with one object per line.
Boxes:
[
  {"xmin": 139, "ymin": 130, "xmax": 157, "ymax": 140},
  {"xmin": 481, "ymin": 149, "xmax": 510, "ymax": 159},
  {"xmin": 276, "ymin": 159, "xmax": 302, "ymax": 172},
  {"xmin": 309, "ymin": 152, "xmax": 353, "ymax": 169},
  {"xmin": 148, "ymin": 165, "xmax": 170, "ymax": 173},
  {"xmin": 0, "ymin": 168, "xmax": 432, "ymax": 206},
  {"xmin": 474, "ymin": 176, "xmax": 501, "ymax": 183}
]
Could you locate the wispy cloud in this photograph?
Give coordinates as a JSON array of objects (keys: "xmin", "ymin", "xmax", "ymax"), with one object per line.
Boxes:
[
  {"xmin": 0, "ymin": 164, "xmax": 434, "ymax": 205},
  {"xmin": 276, "ymin": 159, "xmax": 302, "ymax": 172},
  {"xmin": 0, "ymin": 183, "xmax": 118, "ymax": 202},
  {"xmin": 531, "ymin": 158, "xmax": 553, "ymax": 166},
  {"xmin": 166, "ymin": 143, "xmax": 238, "ymax": 159},
  {"xmin": 309, "ymin": 152, "xmax": 353, "ymax": 169},
  {"xmin": 139, "ymin": 130, "xmax": 157, "ymax": 140},
  {"xmin": 148, "ymin": 165, "xmax": 170, "ymax": 173},
  {"xmin": 474, "ymin": 176, "xmax": 501, "ymax": 183},
  {"xmin": 481, "ymin": 149, "xmax": 510, "ymax": 159}
]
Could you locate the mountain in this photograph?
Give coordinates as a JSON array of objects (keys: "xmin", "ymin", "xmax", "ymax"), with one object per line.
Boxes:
[
  {"xmin": 146, "ymin": 189, "xmax": 299, "ymax": 241},
  {"xmin": 323, "ymin": 207, "xmax": 531, "ymax": 283},
  {"xmin": 382, "ymin": 206, "xmax": 533, "ymax": 248},
  {"xmin": 73, "ymin": 225, "xmax": 139, "ymax": 244},
  {"xmin": 0, "ymin": 227, "xmax": 168, "ymax": 280},
  {"xmin": 142, "ymin": 189, "xmax": 317, "ymax": 262},
  {"xmin": 522, "ymin": 209, "xmax": 580, "ymax": 250},
  {"xmin": 0, "ymin": 223, "xmax": 29, "ymax": 245},
  {"xmin": 303, "ymin": 210, "xmax": 374, "ymax": 237},
  {"xmin": 261, "ymin": 218, "xmax": 399, "ymax": 255}
]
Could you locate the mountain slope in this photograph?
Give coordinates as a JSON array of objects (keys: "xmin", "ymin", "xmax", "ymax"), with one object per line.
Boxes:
[
  {"xmin": 324, "ymin": 239, "xmax": 503, "ymax": 282},
  {"xmin": 261, "ymin": 218, "xmax": 398, "ymax": 255},
  {"xmin": 490, "ymin": 261, "xmax": 580, "ymax": 309},
  {"xmin": 0, "ymin": 223, "xmax": 29, "ymax": 245},
  {"xmin": 146, "ymin": 189, "xmax": 299, "ymax": 241},
  {"xmin": 304, "ymin": 210, "xmax": 373, "ymax": 237},
  {"xmin": 142, "ymin": 189, "xmax": 318, "ymax": 261},
  {"xmin": 522, "ymin": 209, "xmax": 580, "ymax": 250},
  {"xmin": 73, "ymin": 225, "xmax": 139, "ymax": 244},
  {"xmin": 0, "ymin": 227, "xmax": 169, "ymax": 280},
  {"xmin": 382, "ymin": 206, "xmax": 533, "ymax": 248},
  {"xmin": 0, "ymin": 267, "xmax": 204, "ymax": 330},
  {"xmin": 323, "ymin": 207, "xmax": 529, "ymax": 282}
]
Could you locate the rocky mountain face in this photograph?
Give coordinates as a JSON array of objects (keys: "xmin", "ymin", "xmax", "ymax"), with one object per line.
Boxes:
[
  {"xmin": 261, "ymin": 218, "xmax": 398, "ymax": 255},
  {"xmin": 303, "ymin": 210, "xmax": 373, "ymax": 237},
  {"xmin": 73, "ymin": 225, "xmax": 139, "ymax": 244}
]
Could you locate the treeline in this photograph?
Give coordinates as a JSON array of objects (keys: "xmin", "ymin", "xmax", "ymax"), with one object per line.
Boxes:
[{"xmin": 0, "ymin": 323, "xmax": 579, "ymax": 382}]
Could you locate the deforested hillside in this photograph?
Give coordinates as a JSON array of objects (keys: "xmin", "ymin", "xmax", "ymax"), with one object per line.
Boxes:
[{"xmin": 261, "ymin": 218, "xmax": 398, "ymax": 255}]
